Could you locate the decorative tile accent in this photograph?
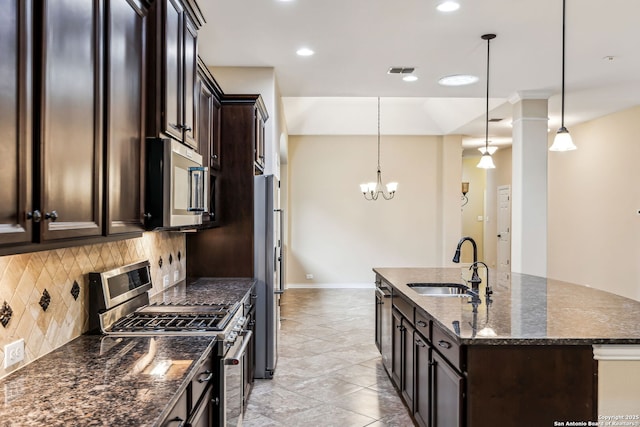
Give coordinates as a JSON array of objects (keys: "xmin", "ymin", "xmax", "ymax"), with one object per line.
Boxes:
[
  {"xmin": 158, "ymin": 256, "xmax": 163, "ymax": 268},
  {"xmin": 70, "ymin": 281, "xmax": 80, "ymax": 300},
  {"xmin": 178, "ymin": 251, "xmax": 182, "ymax": 262},
  {"xmin": 169, "ymin": 253, "xmax": 173, "ymax": 265},
  {"xmin": 39, "ymin": 289, "xmax": 51, "ymax": 312},
  {"xmin": 0, "ymin": 231, "xmax": 186, "ymax": 379},
  {"xmin": 0, "ymin": 301, "xmax": 13, "ymax": 328}
]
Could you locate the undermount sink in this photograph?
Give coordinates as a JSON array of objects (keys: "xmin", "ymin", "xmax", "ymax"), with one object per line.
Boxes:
[{"xmin": 407, "ymin": 282, "xmax": 472, "ymax": 297}]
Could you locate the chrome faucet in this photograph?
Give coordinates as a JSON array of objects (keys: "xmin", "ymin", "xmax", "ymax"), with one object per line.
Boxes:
[{"xmin": 452, "ymin": 237, "xmax": 482, "ymax": 290}]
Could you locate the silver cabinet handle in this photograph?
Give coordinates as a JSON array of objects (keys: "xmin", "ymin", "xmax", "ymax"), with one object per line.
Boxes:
[
  {"xmin": 197, "ymin": 370, "xmax": 213, "ymax": 383},
  {"xmin": 417, "ymin": 320, "xmax": 428, "ymax": 327},
  {"xmin": 225, "ymin": 331, "xmax": 253, "ymax": 365},
  {"xmin": 45, "ymin": 210, "xmax": 58, "ymax": 221},
  {"xmin": 26, "ymin": 210, "xmax": 42, "ymax": 222},
  {"xmin": 438, "ymin": 340, "xmax": 452, "ymax": 349}
]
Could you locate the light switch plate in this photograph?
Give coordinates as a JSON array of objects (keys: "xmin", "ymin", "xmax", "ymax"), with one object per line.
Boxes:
[{"xmin": 4, "ymin": 339, "xmax": 24, "ymax": 369}]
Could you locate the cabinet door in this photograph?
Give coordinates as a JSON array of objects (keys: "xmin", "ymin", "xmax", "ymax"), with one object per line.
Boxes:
[
  {"xmin": 163, "ymin": 0, "xmax": 183, "ymax": 141},
  {"xmin": 210, "ymin": 96, "xmax": 221, "ymax": 170},
  {"xmin": 182, "ymin": 15, "xmax": 197, "ymax": 149},
  {"xmin": 391, "ymin": 309, "xmax": 403, "ymax": 388},
  {"xmin": 105, "ymin": 0, "xmax": 146, "ymax": 235},
  {"xmin": 402, "ymin": 322, "xmax": 415, "ymax": 410},
  {"xmin": 196, "ymin": 76, "xmax": 212, "ymax": 165},
  {"xmin": 40, "ymin": 0, "xmax": 103, "ymax": 241},
  {"xmin": 0, "ymin": 0, "xmax": 32, "ymax": 246},
  {"xmin": 432, "ymin": 351, "xmax": 463, "ymax": 427},
  {"xmin": 414, "ymin": 333, "xmax": 431, "ymax": 427},
  {"xmin": 254, "ymin": 108, "xmax": 265, "ymax": 172}
]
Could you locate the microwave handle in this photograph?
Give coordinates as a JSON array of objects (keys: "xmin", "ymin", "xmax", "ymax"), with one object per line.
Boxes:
[{"xmin": 187, "ymin": 166, "xmax": 208, "ymax": 212}]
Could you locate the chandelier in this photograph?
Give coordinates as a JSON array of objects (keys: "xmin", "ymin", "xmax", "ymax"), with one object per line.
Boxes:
[{"xmin": 360, "ymin": 97, "xmax": 398, "ymax": 200}]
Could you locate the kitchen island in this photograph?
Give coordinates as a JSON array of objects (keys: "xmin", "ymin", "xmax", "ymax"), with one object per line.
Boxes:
[
  {"xmin": 0, "ymin": 278, "xmax": 255, "ymax": 426},
  {"xmin": 374, "ymin": 267, "xmax": 640, "ymax": 426}
]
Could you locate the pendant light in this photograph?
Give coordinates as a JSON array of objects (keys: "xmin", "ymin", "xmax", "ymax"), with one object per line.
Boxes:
[
  {"xmin": 477, "ymin": 34, "xmax": 496, "ymax": 169},
  {"xmin": 360, "ymin": 97, "xmax": 398, "ymax": 201},
  {"xmin": 549, "ymin": 0, "xmax": 577, "ymax": 151}
]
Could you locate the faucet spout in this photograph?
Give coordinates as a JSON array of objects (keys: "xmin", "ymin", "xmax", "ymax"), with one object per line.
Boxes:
[{"xmin": 452, "ymin": 237, "xmax": 482, "ymax": 289}]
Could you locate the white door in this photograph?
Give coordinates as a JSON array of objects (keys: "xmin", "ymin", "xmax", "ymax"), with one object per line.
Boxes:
[{"xmin": 497, "ymin": 185, "xmax": 511, "ymax": 283}]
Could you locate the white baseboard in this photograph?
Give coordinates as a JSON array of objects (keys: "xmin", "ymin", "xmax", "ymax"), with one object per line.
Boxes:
[{"xmin": 286, "ymin": 283, "xmax": 375, "ymax": 289}]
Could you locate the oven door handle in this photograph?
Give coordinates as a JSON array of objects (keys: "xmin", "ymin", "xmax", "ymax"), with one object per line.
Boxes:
[{"xmin": 224, "ymin": 331, "xmax": 252, "ymax": 365}]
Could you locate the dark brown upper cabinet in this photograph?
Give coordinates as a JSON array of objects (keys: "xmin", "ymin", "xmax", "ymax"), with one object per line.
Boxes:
[
  {"xmin": 0, "ymin": 0, "xmax": 149, "ymax": 254},
  {"xmin": 105, "ymin": 0, "xmax": 148, "ymax": 235},
  {"xmin": 195, "ymin": 59, "xmax": 223, "ymax": 227},
  {"xmin": 196, "ymin": 58, "xmax": 222, "ymax": 172},
  {"xmin": 0, "ymin": 0, "xmax": 33, "ymax": 246},
  {"xmin": 38, "ymin": 0, "xmax": 103, "ymax": 241},
  {"xmin": 147, "ymin": 0, "xmax": 203, "ymax": 150}
]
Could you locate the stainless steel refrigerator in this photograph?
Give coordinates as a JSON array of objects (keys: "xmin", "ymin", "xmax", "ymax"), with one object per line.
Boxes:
[{"xmin": 253, "ymin": 174, "xmax": 283, "ymax": 379}]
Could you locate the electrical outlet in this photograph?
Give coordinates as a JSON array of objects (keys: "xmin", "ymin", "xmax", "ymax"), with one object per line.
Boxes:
[
  {"xmin": 173, "ymin": 270, "xmax": 180, "ymax": 283},
  {"xmin": 305, "ymin": 274, "xmax": 313, "ymax": 280},
  {"xmin": 163, "ymin": 275, "xmax": 170, "ymax": 288},
  {"xmin": 4, "ymin": 339, "xmax": 24, "ymax": 369}
]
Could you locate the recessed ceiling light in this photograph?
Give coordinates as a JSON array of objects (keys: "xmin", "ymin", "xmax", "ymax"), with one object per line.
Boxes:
[
  {"xmin": 296, "ymin": 47, "xmax": 314, "ymax": 57},
  {"xmin": 402, "ymin": 75, "xmax": 418, "ymax": 82},
  {"xmin": 436, "ymin": 1, "xmax": 460, "ymax": 12},
  {"xmin": 438, "ymin": 74, "xmax": 479, "ymax": 86}
]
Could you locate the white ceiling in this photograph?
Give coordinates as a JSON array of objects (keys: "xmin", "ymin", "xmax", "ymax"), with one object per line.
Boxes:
[{"xmin": 197, "ymin": 0, "xmax": 640, "ymax": 150}]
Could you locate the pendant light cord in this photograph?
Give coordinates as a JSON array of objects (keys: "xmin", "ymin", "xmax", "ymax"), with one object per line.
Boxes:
[
  {"xmin": 561, "ymin": 0, "xmax": 566, "ymax": 128},
  {"xmin": 485, "ymin": 37, "xmax": 490, "ymax": 150},
  {"xmin": 377, "ymin": 97, "xmax": 381, "ymax": 172}
]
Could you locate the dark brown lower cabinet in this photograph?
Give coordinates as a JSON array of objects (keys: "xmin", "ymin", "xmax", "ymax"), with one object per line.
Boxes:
[
  {"xmin": 414, "ymin": 333, "xmax": 431, "ymax": 427},
  {"xmin": 391, "ymin": 309, "xmax": 403, "ymax": 387},
  {"xmin": 432, "ymin": 350, "xmax": 463, "ymax": 426},
  {"xmin": 401, "ymin": 320, "xmax": 415, "ymax": 410}
]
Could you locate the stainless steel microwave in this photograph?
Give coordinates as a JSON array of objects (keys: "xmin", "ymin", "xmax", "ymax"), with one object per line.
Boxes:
[{"xmin": 144, "ymin": 138, "xmax": 208, "ymax": 229}]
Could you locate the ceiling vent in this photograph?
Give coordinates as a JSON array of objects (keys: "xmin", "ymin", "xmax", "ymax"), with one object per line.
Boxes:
[{"xmin": 387, "ymin": 67, "xmax": 415, "ymax": 75}]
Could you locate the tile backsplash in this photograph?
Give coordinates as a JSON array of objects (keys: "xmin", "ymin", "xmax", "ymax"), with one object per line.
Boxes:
[{"xmin": 0, "ymin": 231, "xmax": 186, "ymax": 378}]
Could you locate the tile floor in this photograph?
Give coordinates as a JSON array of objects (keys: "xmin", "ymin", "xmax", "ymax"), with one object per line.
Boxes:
[{"xmin": 242, "ymin": 288, "xmax": 414, "ymax": 427}]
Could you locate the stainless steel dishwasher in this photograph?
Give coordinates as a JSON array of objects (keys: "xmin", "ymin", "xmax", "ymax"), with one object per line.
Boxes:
[{"xmin": 375, "ymin": 279, "xmax": 392, "ymax": 374}]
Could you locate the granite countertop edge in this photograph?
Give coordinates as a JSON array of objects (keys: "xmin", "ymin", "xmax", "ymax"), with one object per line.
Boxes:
[{"xmin": 374, "ymin": 267, "xmax": 640, "ymax": 346}]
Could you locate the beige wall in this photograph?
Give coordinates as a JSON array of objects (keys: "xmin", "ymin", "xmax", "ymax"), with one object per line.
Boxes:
[
  {"xmin": 287, "ymin": 135, "xmax": 461, "ymax": 286},
  {"xmin": 548, "ymin": 106, "xmax": 640, "ymax": 301}
]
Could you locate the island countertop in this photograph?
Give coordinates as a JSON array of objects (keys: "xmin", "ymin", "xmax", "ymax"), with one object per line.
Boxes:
[{"xmin": 373, "ymin": 267, "xmax": 640, "ymax": 345}]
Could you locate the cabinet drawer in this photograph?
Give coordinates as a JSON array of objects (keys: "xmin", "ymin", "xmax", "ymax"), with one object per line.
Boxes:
[
  {"xmin": 191, "ymin": 355, "xmax": 214, "ymax": 408},
  {"xmin": 415, "ymin": 311, "xmax": 431, "ymax": 341},
  {"xmin": 393, "ymin": 294, "xmax": 413, "ymax": 323},
  {"xmin": 432, "ymin": 324, "xmax": 460, "ymax": 371}
]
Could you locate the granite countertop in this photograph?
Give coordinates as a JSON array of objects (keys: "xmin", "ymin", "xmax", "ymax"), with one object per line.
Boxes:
[
  {"xmin": 151, "ymin": 277, "xmax": 256, "ymax": 306},
  {"xmin": 0, "ymin": 277, "xmax": 256, "ymax": 426},
  {"xmin": 0, "ymin": 335, "xmax": 215, "ymax": 426},
  {"xmin": 374, "ymin": 267, "xmax": 640, "ymax": 345}
]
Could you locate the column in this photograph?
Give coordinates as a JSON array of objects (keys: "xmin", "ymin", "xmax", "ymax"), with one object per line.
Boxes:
[{"xmin": 509, "ymin": 91, "xmax": 551, "ymax": 276}]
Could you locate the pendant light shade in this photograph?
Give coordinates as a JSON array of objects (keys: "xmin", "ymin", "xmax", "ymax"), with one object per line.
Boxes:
[
  {"xmin": 549, "ymin": 0, "xmax": 577, "ymax": 151},
  {"xmin": 477, "ymin": 34, "xmax": 496, "ymax": 170},
  {"xmin": 477, "ymin": 152, "xmax": 496, "ymax": 169}
]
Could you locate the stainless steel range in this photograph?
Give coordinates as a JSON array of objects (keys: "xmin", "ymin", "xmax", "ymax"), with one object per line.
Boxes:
[{"xmin": 88, "ymin": 260, "xmax": 251, "ymax": 427}]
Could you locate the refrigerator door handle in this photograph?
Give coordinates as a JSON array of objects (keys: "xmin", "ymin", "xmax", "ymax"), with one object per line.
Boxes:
[{"xmin": 274, "ymin": 208, "xmax": 285, "ymax": 295}]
